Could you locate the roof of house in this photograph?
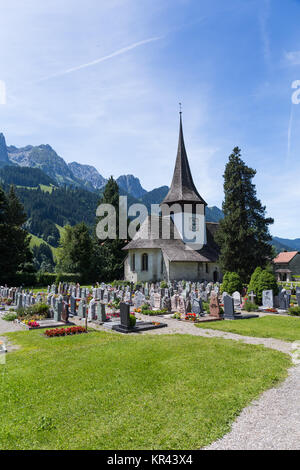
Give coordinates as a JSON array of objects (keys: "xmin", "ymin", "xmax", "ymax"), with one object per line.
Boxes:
[
  {"xmin": 161, "ymin": 114, "xmax": 207, "ymax": 206},
  {"xmin": 273, "ymin": 251, "xmax": 299, "ymax": 264},
  {"xmin": 123, "ymin": 216, "xmax": 219, "ymax": 263}
]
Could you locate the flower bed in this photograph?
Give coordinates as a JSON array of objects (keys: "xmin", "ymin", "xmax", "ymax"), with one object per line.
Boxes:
[
  {"xmin": 27, "ymin": 320, "xmax": 40, "ymax": 329},
  {"xmin": 185, "ymin": 313, "xmax": 197, "ymax": 322},
  {"xmin": 45, "ymin": 326, "xmax": 87, "ymax": 337}
]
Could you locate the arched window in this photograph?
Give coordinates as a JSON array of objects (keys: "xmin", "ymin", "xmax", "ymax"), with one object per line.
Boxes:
[
  {"xmin": 131, "ymin": 254, "xmax": 135, "ymax": 271},
  {"xmin": 141, "ymin": 253, "xmax": 148, "ymax": 271}
]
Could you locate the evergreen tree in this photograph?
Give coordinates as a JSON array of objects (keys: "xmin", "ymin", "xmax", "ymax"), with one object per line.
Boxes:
[
  {"xmin": 215, "ymin": 147, "xmax": 274, "ymax": 282},
  {"xmin": 57, "ymin": 223, "xmax": 93, "ymax": 282},
  {"xmin": 0, "ymin": 185, "xmax": 33, "ymax": 283},
  {"xmin": 94, "ymin": 177, "xmax": 126, "ymax": 281}
]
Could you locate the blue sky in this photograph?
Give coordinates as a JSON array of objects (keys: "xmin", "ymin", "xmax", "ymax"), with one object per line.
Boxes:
[{"xmin": 0, "ymin": 0, "xmax": 300, "ymax": 238}]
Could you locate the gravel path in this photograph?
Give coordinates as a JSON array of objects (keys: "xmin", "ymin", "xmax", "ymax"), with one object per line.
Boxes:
[
  {"xmin": 0, "ymin": 316, "xmax": 24, "ymax": 334},
  {"xmin": 136, "ymin": 314, "xmax": 294, "ymax": 355},
  {"xmin": 205, "ymin": 364, "xmax": 300, "ymax": 450}
]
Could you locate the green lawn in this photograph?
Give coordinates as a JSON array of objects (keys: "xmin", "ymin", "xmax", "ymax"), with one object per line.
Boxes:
[
  {"xmin": 29, "ymin": 233, "xmax": 59, "ymax": 259},
  {"xmin": 196, "ymin": 315, "xmax": 300, "ymax": 342},
  {"xmin": 0, "ymin": 329, "xmax": 290, "ymax": 450}
]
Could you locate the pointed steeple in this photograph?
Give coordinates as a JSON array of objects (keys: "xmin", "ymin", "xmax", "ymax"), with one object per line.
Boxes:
[{"xmin": 162, "ymin": 112, "xmax": 207, "ymax": 206}]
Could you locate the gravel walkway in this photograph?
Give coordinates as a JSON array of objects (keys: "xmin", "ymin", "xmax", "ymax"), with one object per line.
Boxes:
[
  {"xmin": 205, "ymin": 364, "xmax": 300, "ymax": 450},
  {"xmin": 137, "ymin": 314, "xmax": 294, "ymax": 355}
]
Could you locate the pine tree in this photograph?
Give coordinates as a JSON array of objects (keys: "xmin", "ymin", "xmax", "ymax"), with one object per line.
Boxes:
[
  {"xmin": 94, "ymin": 177, "xmax": 126, "ymax": 281},
  {"xmin": 0, "ymin": 185, "xmax": 32, "ymax": 283},
  {"xmin": 57, "ymin": 223, "xmax": 93, "ymax": 282},
  {"xmin": 215, "ymin": 147, "xmax": 274, "ymax": 282}
]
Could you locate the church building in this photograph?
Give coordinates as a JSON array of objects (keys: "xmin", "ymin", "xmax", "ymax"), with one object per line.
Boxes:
[{"xmin": 123, "ymin": 113, "xmax": 221, "ymax": 283}]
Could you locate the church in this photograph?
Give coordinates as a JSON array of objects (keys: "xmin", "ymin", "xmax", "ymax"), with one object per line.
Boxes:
[{"xmin": 123, "ymin": 113, "xmax": 221, "ymax": 283}]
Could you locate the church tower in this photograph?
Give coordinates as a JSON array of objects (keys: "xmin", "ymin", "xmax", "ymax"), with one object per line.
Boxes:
[{"xmin": 161, "ymin": 111, "xmax": 207, "ymax": 248}]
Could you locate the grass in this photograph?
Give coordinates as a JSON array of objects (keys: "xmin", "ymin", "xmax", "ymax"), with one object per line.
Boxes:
[
  {"xmin": 29, "ymin": 234, "xmax": 59, "ymax": 258},
  {"xmin": 196, "ymin": 315, "xmax": 300, "ymax": 342},
  {"xmin": 0, "ymin": 329, "xmax": 290, "ymax": 450}
]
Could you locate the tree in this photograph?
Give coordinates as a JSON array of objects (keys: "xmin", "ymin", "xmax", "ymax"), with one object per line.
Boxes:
[
  {"xmin": 57, "ymin": 223, "xmax": 93, "ymax": 282},
  {"xmin": 215, "ymin": 147, "xmax": 274, "ymax": 282},
  {"xmin": 33, "ymin": 243, "xmax": 55, "ymax": 272},
  {"xmin": 221, "ymin": 272, "xmax": 243, "ymax": 295},
  {"xmin": 94, "ymin": 177, "xmax": 127, "ymax": 281},
  {"xmin": 0, "ymin": 185, "xmax": 33, "ymax": 283}
]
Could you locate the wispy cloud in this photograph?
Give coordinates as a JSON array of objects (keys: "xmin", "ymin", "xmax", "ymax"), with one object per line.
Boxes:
[
  {"xmin": 36, "ymin": 36, "xmax": 163, "ymax": 83},
  {"xmin": 259, "ymin": 0, "xmax": 271, "ymax": 66},
  {"xmin": 287, "ymin": 104, "xmax": 294, "ymax": 161},
  {"xmin": 285, "ymin": 50, "xmax": 300, "ymax": 66}
]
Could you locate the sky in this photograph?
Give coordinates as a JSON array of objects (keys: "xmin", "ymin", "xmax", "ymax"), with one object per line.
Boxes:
[{"xmin": 0, "ymin": 0, "xmax": 300, "ymax": 238}]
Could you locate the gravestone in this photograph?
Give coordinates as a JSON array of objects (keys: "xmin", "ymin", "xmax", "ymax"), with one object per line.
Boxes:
[
  {"xmin": 78, "ymin": 300, "xmax": 86, "ymax": 318},
  {"xmin": 54, "ymin": 297, "xmax": 63, "ymax": 322},
  {"xmin": 297, "ymin": 292, "xmax": 300, "ymax": 307},
  {"xmin": 177, "ymin": 296, "xmax": 186, "ymax": 315},
  {"xmin": 162, "ymin": 296, "xmax": 171, "ymax": 312},
  {"xmin": 192, "ymin": 298, "xmax": 203, "ymax": 316},
  {"xmin": 153, "ymin": 293, "xmax": 161, "ymax": 310},
  {"xmin": 61, "ymin": 301, "xmax": 69, "ymax": 323},
  {"xmin": 99, "ymin": 303, "xmax": 107, "ymax": 322},
  {"xmin": 118, "ymin": 303, "xmax": 132, "ymax": 332},
  {"xmin": 279, "ymin": 289, "xmax": 290, "ymax": 310},
  {"xmin": 209, "ymin": 292, "xmax": 220, "ymax": 318},
  {"xmin": 88, "ymin": 298, "xmax": 96, "ymax": 320},
  {"xmin": 249, "ymin": 291, "xmax": 256, "ymax": 304},
  {"xmin": 171, "ymin": 294, "xmax": 179, "ymax": 312},
  {"xmin": 262, "ymin": 290, "xmax": 274, "ymax": 308},
  {"xmin": 70, "ymin": 295, "xmax": 76, "ymax": 315},
  {"xmin": 232, "ymin": 291, "xmax": 241, "ymax": 309},
  {"xmin": 223, "ymin": 295, "xmax": 235, "ymax": 319}
]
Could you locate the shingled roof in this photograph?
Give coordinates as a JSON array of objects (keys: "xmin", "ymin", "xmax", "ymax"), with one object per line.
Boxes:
[
  {"xmin": 161, "ymin": 114, "xmax": 207, "ymax": 206},
  {"xmin": 123, "ymin": 216, "xmax": 219, "ymax": 263}
]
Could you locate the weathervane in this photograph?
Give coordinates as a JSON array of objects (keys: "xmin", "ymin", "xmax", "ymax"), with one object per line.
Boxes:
[{"xmin": 179, "ymin": 102, "xmax": 182, "ymax": 115}]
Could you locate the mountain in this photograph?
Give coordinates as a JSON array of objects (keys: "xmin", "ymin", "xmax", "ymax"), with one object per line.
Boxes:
[
  {"xmin": 0, "ymin": 133, "xmax": 10, "ymax": 166},
  {"xmin": 116, "ymin": 174, "xmax": 147, "ymax": 199},
  {"xmin": 0, "ymin": 165, "xmax": 57, "ymax": 188},
  {"xmin": 206, "ymin": 206, "xmax": 224, "ymax": 223},
  {"xmin": 272, "ymin": 237, "xmax": 300, "ymax": 252},
  {"xmin": 7, "ymin": 144, "xmax": 80, "ymax": 186},
  {"xmin": 140, "ymin": 186, "xmax": 169, "ymax": 210},
  {"xmin": 68, "ymin": 162, "xmax": 107, "ymax": 189}
]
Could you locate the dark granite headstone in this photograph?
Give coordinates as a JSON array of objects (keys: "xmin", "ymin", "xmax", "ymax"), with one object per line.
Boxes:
[
  {"xmin": 120, "ymin": 303, "xmax": 131, "ymax": 329},
  {"xmin": 224, "ymin": 295, "xmax": 235, "ymax": 319}
]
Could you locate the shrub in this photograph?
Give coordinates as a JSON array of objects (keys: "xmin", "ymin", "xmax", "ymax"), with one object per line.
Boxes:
[
  {"xmin": 221, "ymin": 272, "xmax": 242, "ymax": 295},
  {"xmin": 2, "ymin": 312, "xmax": 17, "ymax": 322},
  {"xmin": 129, "ymin": 314, "xmax": 136, "ymax": 328},
  {"xmin": 140, "ymin": 309, "xmax": 167, "ymax": 316},
  {"xmin": 249, "ymin": 269, "xmax": 278, "ymax": 305},
  {"xmin": 160, "ymin": 281, "xmax": 168, "ymax": 289},
  {"xmin": 288, "ymin": 306, "xmax": 300, "ymax": 317},
  {"xmin": 202, "ymin": 302, "xmax": 210, "ymax": 313},
  {"xmin": 248, "ymin": 267, "xmax": 263, "ymax": 295},
  {"xmin": 243, "ymin": 300, "xmax": 257, "ymax": 312},
  {"xmin": 141, "ymin": 304, "xmax": 150, "ymax": 312}
]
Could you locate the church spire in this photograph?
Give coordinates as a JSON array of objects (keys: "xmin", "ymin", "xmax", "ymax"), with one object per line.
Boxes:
[{"xmin": 162, "ymin": 110, "xmax": 207, "ymax": 206}]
